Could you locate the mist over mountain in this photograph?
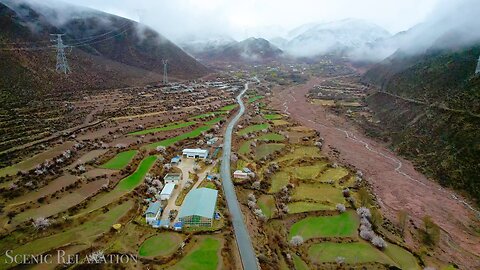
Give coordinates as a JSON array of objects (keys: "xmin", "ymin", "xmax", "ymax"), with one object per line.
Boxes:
[{"xmin": 182, "ymin": 37, "xmax": 283, "ymax": 64}]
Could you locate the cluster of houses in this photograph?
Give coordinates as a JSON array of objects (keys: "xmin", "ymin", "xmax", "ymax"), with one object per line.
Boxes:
[{"xmin": 144, "ymin": 148, "xmax": 220, "ymax": 230}]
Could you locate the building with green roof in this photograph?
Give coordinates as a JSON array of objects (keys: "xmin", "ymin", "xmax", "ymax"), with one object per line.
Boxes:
[{"xmin": 178, "ymin": 187, "xmax": 218, "ymax": 227}]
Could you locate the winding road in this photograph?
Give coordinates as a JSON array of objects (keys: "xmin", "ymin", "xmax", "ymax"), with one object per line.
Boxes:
[{"xmin": 220, "ymin": 82, "xmax": 258, "ymax": 270}]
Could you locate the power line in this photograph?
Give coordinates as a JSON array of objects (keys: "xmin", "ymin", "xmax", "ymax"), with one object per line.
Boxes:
[
  {"xmin": 163, "ymin": 59, "xmax": 168, "ymax": 84},
  {"xmin": 50, "ymin": 34, "xmax": 70, "ymax": 74}
]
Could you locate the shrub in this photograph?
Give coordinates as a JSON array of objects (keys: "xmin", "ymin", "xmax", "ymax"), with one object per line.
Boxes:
[
  {"xmin": 371, "ymin": 236, "xmax": 387, "ymax": 249},
  {"xmin": 336, "ymin": 203, "xmax": 346, "ymax": 213},
  {"xmin": 356, "ymin": 207, "xmax": 371, "ymax": 218},
  {"xmin": 290, "ymin": 235, "xmax": 304, "ymax": 246}
]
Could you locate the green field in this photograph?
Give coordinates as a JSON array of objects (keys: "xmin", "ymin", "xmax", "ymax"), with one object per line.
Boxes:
[
  {"xmin": 100, "ymin": 150, "xmax": 138, "ymax": 170},
  {"xmin": 277, "ymin": 146, "xmax": 322, "ymax": 163},
  {"xmin": 170, "ymin": 237, "xmax": 221, "ymax": 270},
  {"xmin": 81, "ymin": 156, "xmax": 157, "ymax": 213},
  {"xmin": 139, "ymin": 233, "xmax": 183, "ymax": 257},
  {"xmin": 117, "ymin": 156, "xmax": 158, "ymax": 190},
  {"xmin": 129, "ymin": 121, "xmax": 196, "ymax": 136},
  {"xmin": 308, "ymin": 242, "xmax": 396, "ymax": 265},
  {"xmin": 248, "ymin": 95, "xmax": 264, "ymax": 103},
  {"xmin": 289, "ymin": 211, "xmax": 359, "ymax": 240},
  {"xmin": 204, "ymin": 117, "xmax": 224, "ymax": 125},
  {"xmin": 257, "ymin": 133, "xmax": 285, "ymax": 141},
  {"xmin": 219, "ymin": 104, "xmax": 237, "ymax": 111},
  {"xmin": 318, "ymin": 167, "xmax": 349, "ymax": 182},
  {"xmin": 292, "ymin": 254, "xmax": 309, "ymax": 270},
  {"xmin": 264, "ymin": 114, "xmax": 283, "ymax": 120},
  {"xmin": 238, "ymin": 123, "xmax": 270, "ymax": 135},
  {"xmin": 238, "ymin": 141, "xmax": 252, "ymax": 155},
  {"xmin": 287, "ymin": 201, "xmax": 334, "ymax": 214},
  {"xmin": 384, "ymin": 244, "xmax": 421, "ymax": 270},
  {"xmin": 146, "ymin": 126, "xmax": 212, "ymax": 149},
  {"xmin": 294, "ymin": 162, "xmax": 328, "ymax": 180},
  {"xmin": 0, "ymin": 201, "xmax": 133, "ymax": 269},
  {"xmin": 269, "ymin": 171, "xmax": 290, "ymax": 193},
  {"xmin": 258, "ymin": 195, "xmax": 276, "ymax": 219},
  {"xmin": 254, "ymin": 143, "xmax": 284, "ymax": 160},
  {"xmin": 292, "ymin": 184, "xmax": 345, "ymax": 204}
]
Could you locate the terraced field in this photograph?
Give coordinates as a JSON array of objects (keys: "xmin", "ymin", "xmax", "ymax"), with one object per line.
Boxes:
[
  {"xmin": 100, "ymin": 150, "xmax": 138, "ymax": 170},
  {"xmin": 289, "ymin": 211, "xmax": 359, "ymax": 240},
  {"xmin": 128, "ymin": 121, "xmax": 196, "ymax": 136}
]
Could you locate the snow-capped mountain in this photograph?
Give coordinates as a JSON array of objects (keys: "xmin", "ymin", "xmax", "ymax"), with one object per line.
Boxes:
[
  {"xmin": 285, "ymin": 18, "xmax": 391, "ymax": 58},
  {"xmin": 179, "ymin": 35, "xmax": 237, "ymax": 54}
]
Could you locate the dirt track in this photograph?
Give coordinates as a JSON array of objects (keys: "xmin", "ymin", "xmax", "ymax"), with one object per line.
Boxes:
[{"xmin": 270, "ymin": 77, "xmax": 480, "ymax": 269}]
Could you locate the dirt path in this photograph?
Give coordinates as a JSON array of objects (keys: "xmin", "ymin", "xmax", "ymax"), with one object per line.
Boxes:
[{"xmin": 270, "ymin": 76, "xmax": 480, "ymax": 269}]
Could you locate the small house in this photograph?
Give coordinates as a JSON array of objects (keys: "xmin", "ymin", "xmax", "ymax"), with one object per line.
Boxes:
[
  {"xmin": 171, "ymin": 156, "xmax": 181, "ymax": 165},
  {"xmin": 164, "ymin": 173, "xmax": 182, "ymax": 184},
  {"xmin": 233, "ymin": 170, "xmax": 249, "ymax": 179},
  {"xmin": 145, "ymin": 201, "xmax": 162, "ymax": 224},
  {"xmin": 242, "ymin": 168, "xmax": 252, "ymax": 174},
  {"xmin": 207, "ymin": 137, "xmax": 219, "ymax": 145},
  {"xmin": 160, "ymin": 183, "xmax": 176, "ymax": 200},
  {"xmin": 182, "ymin": 148, "xmax": 209, "ymax": 159}
]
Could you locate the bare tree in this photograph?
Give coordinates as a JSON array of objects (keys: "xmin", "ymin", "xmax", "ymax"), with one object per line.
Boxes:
[
  {"xmin": 290, "ymin": 235, "xmax": 304, "ymax": 246},
  {"xmin": 335, "ymin": 256, "xmax": 345, "ymax": 265},
  {"xmin": 147, "ymin": 186, "xmax": 158, "ymax": 194},
  {"xmin": 371, "ymin": 236, "xmax": 387, "ymax": 249},
  {"xmin": 32, "ymin": 217, "xmax": 51, "ymax": 230},
  {"xmin": 336, "ymin": 203, "xmax": 346, "ymax": 213},
  {"xmin": 356, "ymin": 207, "xmax": 371, "ymax": 218}
]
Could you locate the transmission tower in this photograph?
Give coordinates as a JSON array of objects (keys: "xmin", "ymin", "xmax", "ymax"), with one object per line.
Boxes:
[
  {"xmin": 50, "ymin": 34, "xmax": 70, "ymax": 74},
  {"xmin": 162, "ymin": 59, "xmax": 168, "ymax": 84}
]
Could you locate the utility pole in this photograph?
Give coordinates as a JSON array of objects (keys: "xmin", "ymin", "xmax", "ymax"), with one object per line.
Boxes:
[
  {"xmin": 50, "ymin": 34, "xmax": 70, "ymax": 74},
  {"xmin": 162, "ymin": 59, "xmax": 168, "ymax": 84}
]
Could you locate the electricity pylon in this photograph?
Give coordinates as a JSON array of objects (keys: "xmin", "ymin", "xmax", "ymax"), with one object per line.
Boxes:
[
  {"xmin": 50, "ymin": 34, "xmax": 70, "ymax": 74},
  {"xmin": 476, "ymin": 56, "xmax": 480, "ymax": 75},
  {"xmin": 162, "ymin": 59, "xmax": 168, "ymax": 84}
]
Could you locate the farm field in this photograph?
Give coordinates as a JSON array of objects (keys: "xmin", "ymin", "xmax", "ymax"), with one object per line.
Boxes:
[
  {"xmin": 294, "ymin": 162, "xmax": 328, "ymax": 179},
  {"xmin": 289, "ymin": 211, "xmax": 359, "ymax": 240},
  {"xmin": 269, "ymin": 171, "xmax": 290, "ymax": 193},
  {"xmin": 257, "ymin": 195, "xmax": 276, "ymax": 219},
  {"xmin": 0, "ymin": 201, "xmax": 133, "ymax": 269},
  {"xmin": 138, "ymin": 232, "xmax": 183, "ymax": 257},
  {"xmin": 237, "ymin": 123, "xmax": 270, "ymax": 135},
  {"xmin": 254, "ymin": 143, "xmax": 284, "ymax": 160},
  {"xmin": 287, "ymin": 201, "xmax": 334, "ymax": 213},
  {"xmin": 100, "ymin": 150, "xmax": 138, "ymax": 170},
  {"xmin": 146, "ymin": 125, "xmax": 212, "ymax": 149},
  {"xmin": 248, "ymin": 95, "xmax": 264, "ymax": 103},
  {"xmin": 257, "ymin": 133, "xmax": 285, "ymax": 141},
  {"xmin": 308, "ymin": 242, "xmax": 396, "ymax": 265},
  {"xmin": 291, "ymin": 184, "xmax": 345, "ymax": 204},
  {"xmin": 219, "ymin": 104, "xmax": 237, "ymax": 111},
  {"xmin": 264, "ymin": 114, "xmax": 282, "ymax": 120},
  {"xmin": 169, "ymin": 236, "xmax": 221, "ymax": 270},
  {"xmin": 128, "ymin": 121, "xmax": 196, "ymax": 136}
]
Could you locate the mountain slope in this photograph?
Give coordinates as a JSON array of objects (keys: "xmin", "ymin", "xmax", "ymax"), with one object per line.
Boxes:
[
  {"xmin": 183, "ymin": 37, "xmax": 283, "ymax": 63},
  {"xmin": 285, "ymin": 18, "xmax": 391, "ymax": 58},
  {"xmin": 363, "ymin": 43, "xmax": 480, "ymax": 202}
]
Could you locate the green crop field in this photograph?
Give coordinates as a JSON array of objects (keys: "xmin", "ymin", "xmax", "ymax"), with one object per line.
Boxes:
[
  {"xmin": 254, "ymin": 143, "xmax": 284, "ymax": 160},
  {"xmin": 117, "ymin": 156, "xmax": 158, "ymax": 190},
  {"xmin": 219, "ymin": 104, "xmax": 237, "ymax": 111},
  {"xmin": 318, "ymin": 167, "xmax": 349, "ymax": 182},
  {"xmin": 204, "ymin": 117, "xmax": 224, "ymax": 125},
  {"xmin": 146, "ymin": 126, "xmax": 212, "ymax": 149},
  {"xmin": 0, "ymin": 201, "xmax": 133, "ymax": 269},
  {"xmin": 294, "ymin": 162, "xmax": 328, "ymax": 180},
  {"xmin": 248, "ymin": 95, "xmax": 264, "ymax": 103},
  {"xmin": 238, "ymin": 141, "xmax": 252, "ymax": 154},
  {"xmin": 287, "ymin": 201, "xmax": 334, "ymax": 214},
  {"xmin": 100, "ymin": 150, "xmax": 138, "ymax": 170},
  {"xmin": 292, "ymin": 254, "xmax": 309, "ymax": 270},
  {"xmin": 170, "ymin": 237, "xmax": 221, "ymax": 270},
  {"xmin": 128, "ymin": 121, "xmax": 196, "ymax": 136},
  {"xmin": 277, "ymin": 146, "xmax": 322, "ymax": 163},
  {"xmin": 384, "ymin": 244, "xmax": 421, "ymax": 270},
  {"xmin": 264, "ymin": 114, "xmax": 283, "ymax": 120},
  {"xmin": 238, "ymin": 123, "xmax": 270, "ymax": 135},
  {"xmin": 289, "ymin": 211, "xmax": 359, "ymax": 240},
  {"xmin": 257, "ymin": 133, "xmax": 285, "ymax": 141},
  {"xmin": 269, "ymin": 171, "xmax": 290, "ymax": 193},
  {"xmin": 308, "ymin": 242, "xmax": 396, "ymax": 265},
  {"xmin": 292, "ymin": 184, "xmax": 345, "ymax": 204},
  {"xmin": 138, "ymin": 232, "xmax": 183, "ymax": 257},
  {"xmin": 258, "ymin": 195, "xmax": 276, "ymax": 219}
]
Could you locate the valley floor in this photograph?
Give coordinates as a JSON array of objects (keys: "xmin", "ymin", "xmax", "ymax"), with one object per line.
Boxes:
[{"xmin": 269, "ymin": 76, "xmax": 480, "ymax": 269}]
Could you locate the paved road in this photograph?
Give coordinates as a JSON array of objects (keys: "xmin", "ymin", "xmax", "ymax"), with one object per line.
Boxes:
[{"xmin": 220, "ymin": 82, "xmax": 258, "ymax": 270}]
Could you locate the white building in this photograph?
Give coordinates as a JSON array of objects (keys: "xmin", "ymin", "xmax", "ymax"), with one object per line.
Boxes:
[
  {"xmin": 182, "ymin": 148, "xmax": 209, "ymax": 159},
  {"xmin": 233, "ymin": 170, "xmax": 249, "ymax": 179},
  {"xmin": 164, "ymin": 173, "xmax": 182, "ymax": 184},
  {"xmin": 145, "ymin": 201, "xmax": 162, "ymax": 224},
  {"xmin": 160, "ymin": 183, "xmax": 176, "ymax": 200}
]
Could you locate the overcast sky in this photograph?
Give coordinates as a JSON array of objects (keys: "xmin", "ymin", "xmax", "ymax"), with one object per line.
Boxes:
[{"xmin": 59, "ymin": 0, "xmax": 441, "ymax": 41}]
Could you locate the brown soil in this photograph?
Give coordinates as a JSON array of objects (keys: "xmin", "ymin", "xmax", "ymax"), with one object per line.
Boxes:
[{"xmin": 270, "ymin": 76, "xmax": 480, "ymax": 269}]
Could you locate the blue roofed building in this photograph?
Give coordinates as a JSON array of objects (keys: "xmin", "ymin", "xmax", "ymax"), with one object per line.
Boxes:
[
  {"xmin": 178, "ymin": 188, "xmax": 218, "ymax": 227},
  {"xmin": 145, "ymin": 201, "xmax": 162, "ymax": 224}
]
